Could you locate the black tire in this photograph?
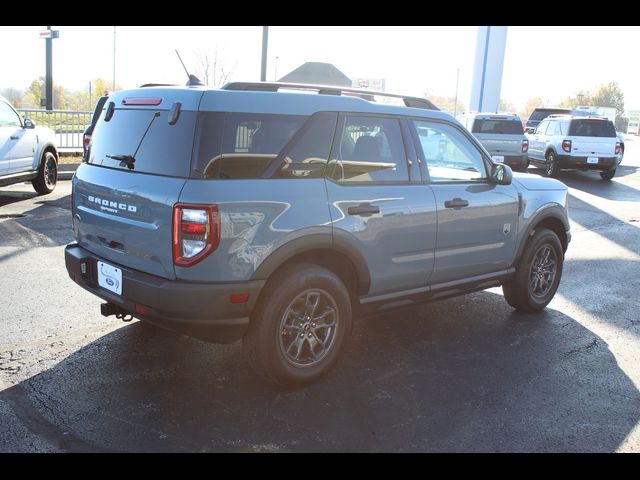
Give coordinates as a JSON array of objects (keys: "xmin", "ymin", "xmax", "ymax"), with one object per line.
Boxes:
[
  {"xmin": 243, "ymin": 263, "xmax": 352, "ymax": 386},
  {"xmin": 544, "ymin": 150, "xmax": 558, "ymax": 178},
  {"xmin": 600, "ymin": 168, "xmax": 616, "ymax": 181},
  {"xmin": 32, "ymin": 150, "xmax": 58, "ymax": 195},
  {"xmin": 502, "ymin": 228, "xmax": 563, "ymax": 312}
]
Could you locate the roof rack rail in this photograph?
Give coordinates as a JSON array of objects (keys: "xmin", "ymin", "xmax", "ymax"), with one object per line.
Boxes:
[
  {"xmin": 140, "ymin": 83, "xmax": 178, "ymax": 88},
  {"xmin": 221, "ymin": 81, "xmax": 439, "ymax": 110}
]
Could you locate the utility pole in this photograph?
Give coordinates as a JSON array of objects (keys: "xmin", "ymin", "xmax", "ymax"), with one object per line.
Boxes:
[
  {"xmin": 46, "ymin": 26, "xmax": 53, "ymax": 110},
  {"xmin": 261, "ymin": 26, "xmax": 268, "ymax": 81}
]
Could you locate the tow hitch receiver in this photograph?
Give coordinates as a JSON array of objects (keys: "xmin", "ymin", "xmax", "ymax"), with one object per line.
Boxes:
[{"xmin": 100, "ymin": 302, "xmax": 133, "ymax": 322}]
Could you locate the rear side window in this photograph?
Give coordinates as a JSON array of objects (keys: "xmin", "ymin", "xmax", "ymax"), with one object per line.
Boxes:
[
  {"xmin": 196, "ymin": 113, "xmax": 307, "ymax": 179},
  {"xmin": 89, "ymin": 108, "xmax": 196, "ymax": 177},
  {"xmin": 568, "ymin": 119, "xmax": 616, "ymax": 137},
  {"xmin": 472, "ymin": 119, "xmax": 523, "ymax": 134},
  {"xmin": 328, "ymin": 115, "xmax": 408, "ymax": 183}
]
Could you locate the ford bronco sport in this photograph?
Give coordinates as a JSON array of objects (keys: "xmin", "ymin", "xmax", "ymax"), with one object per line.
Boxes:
[{"xmin": 65, "ymin": 82, "xmax": 570, "ymax": 385}]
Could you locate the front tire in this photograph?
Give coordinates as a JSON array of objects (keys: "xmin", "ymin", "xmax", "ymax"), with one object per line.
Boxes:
[
  {"xmin": 600, "ymin": 168, "xmax": 616, "ymax": 181},
  {"xmin": 503, "ymin": 228, "xmax": 563, "ymax": 312},
  {"xmin": 32, "ymin": 150, "xmax": 58, "ymax": 195},
  {"xmin": 544, "ymin": 151, "xmax": 558, "ymax": 178},
  {"xmin": 243, "ymin": 264, "xmax": 352, "ymax": 386}
]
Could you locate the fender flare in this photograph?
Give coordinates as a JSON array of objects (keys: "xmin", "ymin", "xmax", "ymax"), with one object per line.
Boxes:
[{"xmin": 514, "ymin": 205, "xmax": 569, "ymax": 263}]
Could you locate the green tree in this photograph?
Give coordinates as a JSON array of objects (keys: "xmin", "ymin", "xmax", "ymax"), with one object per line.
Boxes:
[
  {"xmin": 0, "ymin": 88, "xmax": 24, "ymax": 108},
  {"xmin": 559, "ymin": 90, "xmax": 592, "ymax": 109},
  {"xmin": 591, "ymin": 82, "xmax": 625, "ymax": 120}
]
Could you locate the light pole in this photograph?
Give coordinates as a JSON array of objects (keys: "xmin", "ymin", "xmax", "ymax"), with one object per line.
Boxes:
[
  {"xmin": 261, "ymin": 26, "xmax": 268, "ymax": 81},
  {"xmin": 274, "ymin": 56, "xmax": 279, "ymax": 81},
  {"xmin": 112, "ymin": 26, "xmax": 116, "ymax": 93}
]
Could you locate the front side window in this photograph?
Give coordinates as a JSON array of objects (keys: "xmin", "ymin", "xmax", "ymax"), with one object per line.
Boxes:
[
  {"xmin": 328, "ymin": 115, "xmax": 408, "ymax": 183},
  {"xmin": 0, "ymin": 101, "xmax": 21, "ymax": 128},
  {"xmin": 545, "ymin": 121, "xmax": 558, "ymax": 136},
  {"xmin": 412, "ymin": 120, "xmax": 487, "ymax": 182},
  {"xmin": 536, "ymin": 120, "xmax": 549, "ymax": 135}
]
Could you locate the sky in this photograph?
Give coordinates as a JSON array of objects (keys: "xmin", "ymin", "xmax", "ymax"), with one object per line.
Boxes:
[{"xmin": 1, "ymin": 26, "xmax": 639, "ymax": 112}]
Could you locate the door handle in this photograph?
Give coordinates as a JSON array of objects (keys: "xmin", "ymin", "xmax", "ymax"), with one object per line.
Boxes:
[
  {"xmin": 348, "ymin": 203, "xmax": 380, "ymax": 217},
  {"xmin": 10, "ymin": 135, "xmax": 19, "ymax": 140},
  {"xmin": 444, "ymin": 198, "xmax": 469, "ymax": 209}
]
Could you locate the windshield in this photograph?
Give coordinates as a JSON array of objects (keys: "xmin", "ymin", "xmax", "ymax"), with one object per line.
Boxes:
[
  {"xmin": 88, "ymin": 108, "xmax": 196, "ymax": 177},
  {"xmin": 568, "ymin": 119, "xmax": 616, "ymax": 137},
  {"xmin": 472, "ymin": 119, "xmax": 523, "ymax": 135}
]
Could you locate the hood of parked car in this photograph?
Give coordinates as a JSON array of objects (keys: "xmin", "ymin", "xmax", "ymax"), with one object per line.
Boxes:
[{"xmin": 512, "ymin": 173, "xmax": 567, "ymax": 191}]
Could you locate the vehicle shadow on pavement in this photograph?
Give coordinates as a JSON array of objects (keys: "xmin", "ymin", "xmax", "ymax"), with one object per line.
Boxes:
[
  {"xmin": 0, "ymin": 189, "xmax": 40, "ymax": 208},
  {"xmin": 0, "ymin": 194, "xmax": 72, "ymax": 261},
  {"xmin": 1, "ymin": 290, "xmax": 638, "ymax": 452}
]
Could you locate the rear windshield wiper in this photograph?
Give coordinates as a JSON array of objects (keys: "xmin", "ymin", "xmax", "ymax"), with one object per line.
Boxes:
[
  {"xmin": 106, "ymin": 154, "xmax": 136, "ymax": 170},
  {"xmin": 106, "ymin": 111, "xmax": 161, "ymax": 170}
]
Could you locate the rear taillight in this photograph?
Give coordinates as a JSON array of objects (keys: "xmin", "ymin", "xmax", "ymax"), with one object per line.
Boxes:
[
  {"xmin": 83, "ymin": 133, "xmax": 91, "ymax": 155},
  {"xmin": 615, "ymin": 142, "xmax": 621, "ymax": 155},
  {"xmin": 562, "ymin": 140, "xmax": 572, "ymax": 153},
  {"xmin": 522, "ymin": 139, "xmax": 529, "ymax": 153},
  {"xmin": 173, "ymin": 204, "xmax": 220, "ymax": 267}
]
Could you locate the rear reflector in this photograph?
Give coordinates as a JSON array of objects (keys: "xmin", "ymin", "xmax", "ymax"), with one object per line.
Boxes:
[
  {"xmin": 122, "ymin": 97, "xmax": 162, "ymax": 106},
  {"xmin": 230, "ymin": 293, "xmax": 250, "ymax": 304},
  {"xmin": 134, "ymin": 304, "xmax": 150, "ymax": 315}
]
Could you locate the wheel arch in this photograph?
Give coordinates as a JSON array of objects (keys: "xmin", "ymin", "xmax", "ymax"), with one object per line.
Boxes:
[
  {"xmin": 251, "ymin": 233, "xmax": 371, "ymax": 298},
  {"xmin": 514, "ymin": 208, "xmax": 569, "ymax": 265}
]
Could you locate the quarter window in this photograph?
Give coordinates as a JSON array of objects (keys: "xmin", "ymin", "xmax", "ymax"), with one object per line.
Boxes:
[
  {"xmin": 328, "ymin": 116, "xmax": 408, "ymax": 183},
  {"xmin": 412, "ymin": 120, "xmax": 487, "ymax": 182}
]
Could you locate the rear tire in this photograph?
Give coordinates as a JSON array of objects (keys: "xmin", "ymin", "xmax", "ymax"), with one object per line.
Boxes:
[
  {"xmin": 544, "ymin": 151, "xmax": 558, "ymax": 178},
  {"xmin": 32, "ymin": 150, "xmax": 58, "ymax": 195},
  {"xmin": 243, "ymin": 263, "xmax": 352, "ymax": 386},
  {"xmin": 600, "ymin": 168, "xmax": 616, "ymax": 181},
  {"xmin": 503, "ymin": 228, "xmax": 563, "ymax": 312}
]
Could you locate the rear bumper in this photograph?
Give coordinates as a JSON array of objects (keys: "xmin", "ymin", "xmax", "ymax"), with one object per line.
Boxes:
[
  {"xmin": 556, "ymin": 154, "xmax": 618, "ymax": 170},
  {"xmin": 65, "ymin": 243, "xmax": 264, "ymax": 342}
]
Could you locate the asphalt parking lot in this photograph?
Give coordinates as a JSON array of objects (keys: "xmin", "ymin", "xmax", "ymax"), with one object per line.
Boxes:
[{"xmin": 1, "ymin": 149, "xmax": 639, "ymax": 452}]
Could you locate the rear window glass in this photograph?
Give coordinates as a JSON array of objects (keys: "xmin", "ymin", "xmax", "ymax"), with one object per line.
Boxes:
[
  {"xmin": 568, "ymin": 119, "xmax": 616, "ymax": 137},
  {"xmin": 196, "ymin": 113, "xmax": 307, "ymax": 179},
  {"xmin": 529, "ymin": 109, "xmax": 570, "ymax": 121},
  {"xmin": 88, "ymin": 108, "xmax": 196, "ymax": 177},
  {"xmin": 472, "ymin": 119, "xmax": 523, "ymax": 134}
]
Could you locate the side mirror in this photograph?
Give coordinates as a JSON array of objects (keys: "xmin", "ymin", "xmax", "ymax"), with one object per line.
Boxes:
[
  {"xmin": 526, "ymin": 127, "xmax": 535, "ymax": 134},
  {"xmin": 491, "ymin": 163, "xmax": 513, "ymax": 185},
  {"xmin": 23, "ymin": 118, "xmax": 35, "ymax": 129}
]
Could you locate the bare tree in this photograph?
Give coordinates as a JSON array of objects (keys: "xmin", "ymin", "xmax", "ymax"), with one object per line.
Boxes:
[{"xmin": 194, "ymin": 48, "xmax": 234, "ymax": 87}]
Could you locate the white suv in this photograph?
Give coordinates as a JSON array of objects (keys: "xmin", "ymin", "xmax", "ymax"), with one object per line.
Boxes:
[{"xmin": 527, "ymin": 114, "xmax": 621, "ymax": 180}]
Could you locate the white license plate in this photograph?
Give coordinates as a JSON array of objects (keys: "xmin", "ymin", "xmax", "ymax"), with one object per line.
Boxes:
[
  {"xmin": 492, "ymin": 155, "xmax": 504, "ymax": 163},
  {"xmin": 97, "ymin": 261, "xmax": 122, "ymax": 295},
  {"xmin": 587, "ymin": 157, "xmax": 599, "ymax": 164}
]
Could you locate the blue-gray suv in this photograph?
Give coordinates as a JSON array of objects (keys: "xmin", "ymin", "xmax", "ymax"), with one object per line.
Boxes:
[{"xmin": 65, "ymin": 82, "xmax": 571, "ymax": 385}]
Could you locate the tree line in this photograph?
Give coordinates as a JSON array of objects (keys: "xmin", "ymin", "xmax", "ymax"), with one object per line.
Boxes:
[{"xmin": 1, "ymin": 77, "xmax": 118, "ymax": 111}]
